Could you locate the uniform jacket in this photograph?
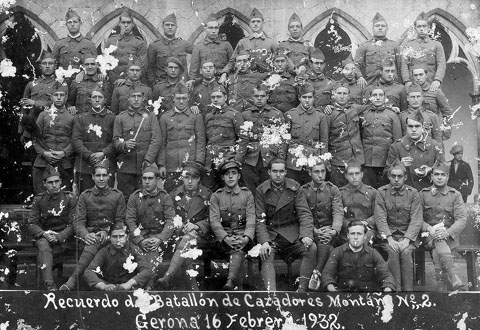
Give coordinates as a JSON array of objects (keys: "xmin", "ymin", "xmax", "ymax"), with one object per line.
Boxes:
[
  {"xmin": 401, "ymin": 36, "xmax": 446, "ymax": 83},
  {"xmin": 126, "ymin": 188, "xmax": 175, "ymax": 245},
  {"xmin": 255, "ymin": 178, "xmax": 314, "ymax": 244},
  {"xmin": 448, "ymin": 159, "xmax": 474, "ymax": 198},
  {"xmin": 28, "ymin": 190, "xmax": 76, "ymax": 242},
  {"xmin": 113, "ymin": 108, "xmax": 161, "ymax": 174},
  {"xmin": 301, "ymin": 181, "xmax": 343, "ymax": 232},
  {"xmin": 157, "ymin": 107, "xmax": 206, "ymax": 172},
  {"xmin": 227, "ymin": 70, "xmax": 267, "ymax": 112},
  {"xmin": 374, "ymin": 183, "xmax": 423, "ymax": 241},
  {"xmin": 71, "ymin": 107, "xmax": 116, "ymax": 174},
  {"xmin": 209, "ymin": 185, "xmax": 256, "ymax": 242},
  {"xmin": 111, "ymin": 80, "xmax": 153, "ymax": 115},
  {"xmin": 68, "ymin": 75, "xmax": 106, "ymax": 114},
  {"xmin": 399, "ymin": 107, "xmax": 442, "ymax": 143},
  {"xmin": 52, "ymin": 34, "xmax": 97, "ymax": 69},
  {"xmin": 104, "ymin": 33, "xmax": 147, "ymax": 78},
  {"xmin": 363, "ymin": 78, "xmax": 407, "ymax": 111},
  {"xmin": 152, "ymin": 77, "xmax": 181, "ymax": 114},
  {"xmin": 306, "ymin": 72, "xmax": 335, "ymax": 108},
  {"xmin": 266, "ymin": 72, "xmax": 299, "ymax": 113},
  {"xmin": 335, "ymin": 78, "xmax": 365, "ymax": 105},
  {"xmin": 420, "ymin": 185, "xmax": 466, "ymax": 249},
  {"xmin": 74, "ymin": 186, "xmax": 126, "ymax": 239},
  {"xmin": 279, "ymin": 37, "xmax": 315, "ymax": 69},
  {"xmin": 191, "ymin": 78, "xmax": 221, "ymax": 115},
  {"xmin": 189, "ymin": 37, "xmax": 233, "ymax": 80}
]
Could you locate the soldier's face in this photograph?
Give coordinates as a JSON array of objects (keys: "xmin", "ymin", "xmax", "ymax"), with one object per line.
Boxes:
[
  {"xmin": 120, "ymin": 17, "xmax": 134, "ymax": 35},
  {"xmin": 205, "ymin": 21, "xmax": 219, "ymax": 40},
  {"xmin": 381, "ymin": 66, "xmax": 396, "ymax": 82},
  {"xmin": 92, "ymin": 168, "xmax": 109, "ymax": 189},
  {"xmin": 110, "ymin": 229, "xmax": 128, "ymax": 249},
  {"xmin": 347, "ymin": 225, "xmax": 365, "ymax": 249},
  {"xmin": 342, "ymin": 63, "xmax": 356, "ymax": 81},
  {"xmin": 372, "ymin": 21, "xmax": 388, "ymax": 38},
  {"xmin": 51, "ymin": 91, "xmax": 67, "ymax": 108},
  {"xmin": 454, "ymin": 152, "xmax": 463, "ymax": 161},
  {"xmin": 273, "ymin": 57, "xmax": 287, "ymax": 73},
  {"xmin": 370, "ymin": 89, "xmax": 385, "ymax": 107},
  {"xmin": 269, "ymin": 163, "xmax": 286, "ymax": 185},
  {"xmin": 345, "ymin": 167, "xmax": 363, "ymax": 187},
  {"xmin": 83, "ymin": 58, "xmax": 98, "ymax": 76},
  {"xmin": 235, "ymin": 55, "xmax": 251, "ymax": 73},
  {"xmin": 66, "ymin": 17, "xmax": 81, "ymax": 35},
  {"xmin": 415, "ymin": 20, "xmax": 429, "ymax": 38},
  {"xmin": 253, "ymin": 90, "xmax": 268, "ymax": 108},
  {"xmin": 406, "ymin": 118, "xmax": 424, "ymax": 140},
  {"xmin": 90, "ymin": 91, "xmax": 105, "ymax": 109},
  {"xmin": 333, "ymin": 87, "xmax": 350, "ymax": 105},
  {"xmin": 211, "ymin": 91, "xmax": 226, "ymax": 107},
  {"xmin": 250, "ymin": 18, "xmax": 264, "ymax": 33},
  {"xmin": 182, "ymin": 173, "xmax": 200, "ymax": 192},
  {"xmin": 412, "ymin": 68, "xmax": 427, "ymax": 85},
  {"xmin": 128, "ymin": 65, "xmax": 142, "ymax": 81},
  {"xmin": 389, "ymin": 168, "xmax": 406, "ymax": 190},
  {"xmin": 288, "ymin": 22, "xmax": 302, "ymax": 39},
  {"xmin": 163, "ymin": 22, "xmax": 177, "ymax": 38},
  {"xmin": 173, "ymin": 93, "xmax": 189, "ymax": 111},
  {"xmin": 299, "ymin": 92, "xmax": 314, "ymax": 109},
  {"xmin": 222, "ymin": 169, "xmax": 240, "ymax": 188},
  {"xmin": 44, "ymin": 175, "xmax": 62, "ymax": 195},
  {"xmin": 431, "ymin": 169, "xmax": 448, "ymax": 188},
  {"xmin": 128, "ymin": 92, "xmax": 144, "ymax": 110},
  {"xmin": 166, "ymin": 62, "xmax": 180, "ymax": 78},
  {"xmin": 201, "ymin": 62, "xmax": 215, "ymax": 79},
  {"xmin": 40, "ymin": 58, "xmax": 55, "ymax": 76},
  {"xmin": 311, "ymin": 58, "xmax": 325, "ymax": 74},
  {"xmin": 142, "ymin": 172, "xmax": 158, "ymax": 193},
  {"xmin": 407, "ymin": 91, "xmax": 423, "ymax": 109},
  {"xmin": 310, "ymin": 164, "xmax": 326, "ymax": 185}
]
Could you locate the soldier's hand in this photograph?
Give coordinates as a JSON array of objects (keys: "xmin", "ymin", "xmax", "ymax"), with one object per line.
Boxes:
[
  {"xmin": 159, "ymin": 166, "xmax": 166, "ymax": 179},
  {"xmin": 125, "ymin": 139, "xmax": 136, "ymax": 150},
  {"xmin": 326, "ymin": 284, "xmax": 337, "ymax": 292},
  {"xmin": 190, "ymin": 105, "xmax": 200, "ymax": 115},
  {"xmin": 96, "ymin": 231, "xmax": 108, "ymax": 244},
  {"xmin": 235, "ymin": 236, "xmax": 249, "ymax": 250},
  {"xmin": 183, "ymin": 222, "xmax": 199, "ymax": 234},
  {"xmin": 218, "ymin": 73, "xmax": 228, "ymax": 86},
  {"xmin": 75, "ymin": 71, "xmax": 85, "ymax": 83},
  {"xmin": 103, "ymin": 284, "xmax": 117, "ymax": 291},
  {"xmin": 89, "ymin": 152, "xmax": 105, "ymax": 166},
  {"xmin": 140, "ymin": 239, "xmax": 150, "ymax": 251},
  {"xmin": 149, "ymin": 237, "xmax": 162, "ymax": 250},
  {"xmin": 323, "ymin": 105, "xmax": 334, "ymax": 115},
  {"xmin": 260, "ymin": 242, "xmax": 271, "ymax": 261},
  {"xmin": 43, "ymin": 151, "xmax": 56, "ymax": 164},
  {"xmin": 67, "ymin": 106, "xmax": 77, "ymax": 116},
  {"xmin": 301, "ymin": 237, "xmax": 313, "ymax": 249},
  {"xmin": 391, "ymin": 106, "xmax": 400, "ymax": 114},
  {"xmin": 387, "ymin": 236, "xmax": 398, "ymax": 252},
  {"xmin": 356, "ymin": 77, "xmax": 367, "ymax": 89},
  {"xmin": 98, "ymin": 73, "xmax": 107, "ymax": 82},
  {"xmin": 43, "ymin": 232, "xmax": 57, "ymax": 243},
  {"xmin": 384, "ymin": 287, "xmax": 393, "ymax": 292},
  {"xmin": 404, "ymin": 81, "xmax": 413, "ymax": 89},
  {"xmin": 223, "ymin": 236, "xmax": 236, "ymax": 249},
  {"xmin": 401, "ymin": 156, "xmax": 413, "ymax": 167},
  {"xmin": 83, "ymin": 232, "xmax": 98, "ymax": 245},
  {"xmin": 433, "ymin": 227, "xmax": 447, "ymax": 240},
  {"xmin": 114, "ymin": 78, "xmax": 126, "ymax": 87},
  {"xmin": 429, "ymin": 80, "xmax": 441, "ymax": 91},
  {"xmin": 185, "ymin": 80, "xmax": 195, "ymax": 90},
  {"xmin": 20, "ymin": 98, "xmax": 35, "ymax": 107},
  {"xmin": 397, "ymin": 238, "xmax": 410, "ymax": 252}
]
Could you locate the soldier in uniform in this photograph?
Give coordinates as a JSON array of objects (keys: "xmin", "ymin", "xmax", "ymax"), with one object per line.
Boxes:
[
  {"xmin": 113, "ymin": 88, "xmax": 161, "ymax": 198},
  {"xmin": 301, "ymin": 160, "xmax": 343, "ymax": 290},
  {"xmin": 279, "ymin": 13, "xmax": 315, "ymax": 70},
  {"xmin": 156, "ymin": 161, "xmax": 212, "ymax": 290},
  {"xmin": 256, "ymin": 158, "xmax": 316, "ymax": 292},
  {"xmin": 305, "ymin": 49, "xmax": 335, "ymax": 109},
  {"xmin": 152, "ymin": 56, "xmax": 184, "ymax": 114},
  {"xmin": 60, "ymin": 161, "xmax": 126, "ymax": 290},
  {"xmin": 146, "ymin": 13, "xmax": 192, "ymax": 86},
  {"xmin": 209, "ymin": 161, "xmax": 256, "ymax": 290},
  {"xmin": 189, "ymin": 14, "xmax": 233, "ymax": 81},
  {"xmin": 360, "ymin": 87, "xmax": 402, "ymax": 188},
  {"xmin": 111, "ymin": 62, "xmax": 152, "ymax": 115},
  {"xmin": 236, "ymin": 84, "xmax": 286, "ymax": 194},
  {"xmin": 285, "ymin": 83, "xmax": 328, "ymax": 185},
  {"xmin": 387, "ymin": 110, "xmax": 445, "ymax": 192},
  {"xmin": 190, "ymin": 59, "xmax": 221, "ymax": 116},
  {"xmin": 354, "ymin": 12, "xmax": 401, "ymax": 87},
  {"xmin": 103, "ymin": 7, "xmax": 147, "ymax": 86},
  {"xmin": 447, "ymin": 145, "xmax": 474, "ymax": 203},
  {"xmin": 375, "ymin": 159, "xmax": 423, "ymax": 291},
  {"xmin": 335, "ymin": 58, "xmax": 365, "ymax": 105},
  {"xmin": 157, "ymin": 82, "xmax": 206, "ymax": 192},
  {"xmin": 203, "ymin": 85, "xmax": 244, "ymax": 192},
  {"xmin": 52, "ymin": 8, "xmax": 97, "ymax": 70},
  {"xmin": 28, "ymin": 166, "xmax": 76, "ymax": 290},
  {"xmin": 32, "ymin": 84, "xmax": 74, "ymax": 194},
  {"xmin": 125, "ymin": 164, "xmax": 175, "ymax": 290},
  {"xmin": 419, "ymin": 160, "xmax": 467, "ymax": 291},
  {"xmin": 401, "ymin": 12, "xmax": 446, "ymax": 91},
  {"xmin": 72, "ymin": 86, "xmax": 116, "ymax": 193}
]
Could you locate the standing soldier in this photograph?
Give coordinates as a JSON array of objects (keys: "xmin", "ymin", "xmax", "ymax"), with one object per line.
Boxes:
[
  {"xmin": 279, "ymin": 13, "xmax": 315, "ymax": 70},
  {"xmin": 375, "ymin": 159, "xmax": 423, "ymax": 291},
  {"xmin": 305, "ymin": 49, "xmax": 335, "ymax": 109},
  {"xmin": 152, "ymin": 56, "xmax": 184, "ymax": 114},
  {"xmin": 28, "ymin": 166, "xmax": 76, "ymax": 290},
  {"xmin": 72, "ymin": 86, "xmax": 116, "ymax": 193},
  {"xmin": 285, "ymin": 83, "xmax": 328, "ymax": 185},
  {"xmin": 125, "ymin": 164, "xmax": 175, "ymax": 290},
  {"xmin": 60, "ymin": 161, "xmax": 126, "ymax": 291},
  {"xmin": 419, "ymin": 160, "xmax": 467, "ymax": 291},
  {"xmin": 113, "ymin": 88, "xmax": 161, "ymax": 198},
  {"xmin": 336, "ymin": 58, "xmax": 365, "ymax": 105},
  {"xmin": 401, "ymin": 12, "xmax": 446, "ymax": 91},
  {"xmin": 52, "ymin": 8, "xmax": 97, "ymax": 70},
  {"xmin": 146, "ymin": 13, "xmax": 192, "ymax": 86},
  {"xmin": 209, "ymin": 161, "xmax": 256, "ymax": 290},
  {"xmin": 190, "ymin": 59, "xmax": 221, "ymax": 115},
  {"xmin": 157, "ymin": 83, "xmax": 206, "ymax": 192},
  {"xmin": 354, "ymin": 13, "xmax": 401, "ymax": 87},
  {"xmin": 256, "ymin": 158, "xmax": 316, "ymax": 292},
  {"xmin": 447, "ymin": 145, "xmax": 474, "ymax": 203}
]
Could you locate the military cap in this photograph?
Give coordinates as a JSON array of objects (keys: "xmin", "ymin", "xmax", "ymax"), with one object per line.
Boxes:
[
  {"xmin": 52, "ymin": 81, "xmax": 69, "ymax": 95},
  {"xmin": 372, "ymin": 12, "xmax": 386, "ymax": 24},
  {"xmin": 39, "ymin": 52, "xmax": 55, "ymax": 63},
  {"xmin": 405, "ymin": 109, "xmax": 424, "ymax": 124},
  {"xmin": 415, "ymin": 12, "xmax": 429, "ymax": 24},
  {"xmin": 183, "ymin": 161, "xmax": 204, "ymax": 177},
  {"xmin": 219, "ymin": 160, "xmax": 242, "ymax": 174},
  {"xmin": 90, "ymin": 84, "xmax": 107, "ymax": 97},
  {"xmin": 310, "ymin": 49, "xmax": 325, "ymax": 61},
  {"xmin": 165, "ymin": 56, "xmax": 184, "ymax": 72},
  {"xmin": 211, "ymin": 85, "xmax": 227, "ymax": 95},
  {"xmin": 128, "ymin": 86, "xmax": 146, "ymax": 96},
  {"xmin": 201, "ymin": 57, "xmax": 215, "ymax": 67},
  {"xmin": 43, "ymin": 165, "xmax": 61, "ymax": 180},
  {"xmin": 250, "ymin": 8, "xmax": 264, "ymax": 21},
  {"xmin": 82, "ymin": 52, "xmax": 98, "ymax": 63},
  {"xmin": 272, "ymin": 48, "xmax": 288, "ymax": 61},
  {"xmin": 119, "ymin": 7, "xmax": 134, "ymax": 19},
  {"xmin": 432, "ymin": 159, "xmax": 450, "ymax": 173},
  {"xmin": 163, "ymin": 13, "xmax": 177, "ymax": 25},
  {"xmin": 346, "ymin": 158, "xmax": 363, "ymax": 171},
  {"xmin": 93, "ymin": 158, "xmax": 110, "ymax": 172},
  {"xmin": 407, "ymin": 84, "xmax": 423, "ymax": 95},
  {"xmin": 204, "ymin": 14, "xmax": 217, "ymax": 25},
  {"xmin": 288, "ymin": 13, "xmax": 302, "ymax": 26},
  {"xmin": 65, "ymin": 8, "xmax": 81, "ymax": 21},
  {"xmin": 389, "ymin": 158, "xmax": 407, "ymax": 174},
  {"xmin": 253, "ymin": 83, "xmax": 270, "ymax": 94},
  {"xmin": 341, "ymin": 57, "xmax": 355, "ymax": 67},
  {"xmin": 127, "ymin": 58, "xmax": 142, "ymax": 68},
  {"xmin": 172, "ymin": 81, "xmax": 189, "ymax": 95},
  {"xmin": 235, "ymin": 49, "xmax": 251, "ymax": 59},
  {"xmin": 298, "ymin": 83, "xmax": 315, "ymax": 96},
  {"xmin": 143, "ymin": 163, "xmax": 160, "ymax": 175},
  {"xmin": 450, "ymin": 145, "xmax": 464, "ymax": 155}
]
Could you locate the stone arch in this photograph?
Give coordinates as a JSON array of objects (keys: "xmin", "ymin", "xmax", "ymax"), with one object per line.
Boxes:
[
  {"xmin": 88, "ymin": 7, "xmax": 162, "ymax": 49},
  {"xmin": 187, "ymin": 7, "xmax": 251, "ymax": 45},
  {"xmin": 0, "ymin": 5, "xmax": 58, "ymax": 53}
]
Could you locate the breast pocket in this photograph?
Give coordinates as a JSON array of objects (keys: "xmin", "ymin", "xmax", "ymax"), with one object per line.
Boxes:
[
  {"xmin": 358, "ymin": 263, "xmax": 375, "ymax": 280},
  {"xmin": 291, "ymin": 124, "xmax": 303, "ymax": 139}
]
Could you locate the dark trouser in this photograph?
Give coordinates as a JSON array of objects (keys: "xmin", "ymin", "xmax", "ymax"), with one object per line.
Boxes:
[
  {"xmin": 313, "ymin": 238, "xmax": 334, "ymax": 273},
  {"xmin": 117, "ymin": 172, "xmax": 142, "ymax": 200},
  {"xmin": 36, "ymin": 238, "xmax": 75, "ymax": 285},
  {"xmin": 328, "ymin": 165, "xmax": 348, "ymax": 188},
  {"xmin": 423, "ymin": 236, "xmax": 461, "ymax": 291},
  {"xmin": 65, "ymin": 240, "xmax": 108, "ymax": 289},
  {"xmin": 381, "ymin": 235, "xmax": 415, "ymax": 291},
  {"xmin": 164, "ymin": 172, "xmax": 184, "ymax": 194},
  {"xmin": 33, "ymin": 166, "xmax": 74, "ymax": 195},
  {"xmin": 203, "ymin": 168, "xmax": 221, "ymax": 193},
  {"xmin": 261, "ymin": 235, "xmax": 317, "ymax": 291},
  {"xmin": 287, "ymin": 168, "xmax": 311, "ymax": 186},
  {"xmin": 362, "ymin": 166, "xmax": 388, "ymax": 189},
  {"xmin": 242, "ymin": 159, "xmax": 268, "ymax": 195}
]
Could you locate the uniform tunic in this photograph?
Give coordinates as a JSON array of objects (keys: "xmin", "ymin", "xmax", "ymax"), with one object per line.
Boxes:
[
  {"xmin": 279, "ymin": 37, "xmax": 315, "ymax": 69},
  {"xmin": 189, "ymin": 37, "xmax": 233, "ymax": 80},
  {"xmin": 68, "ymin": 75, "xmax": 106, "ymax": 114},
  {"xmin": 363, "ymin": 78, "xmax": 407, "ymax": 111},
  {"xmin": 306, "ymin": 72, "xmax": 335, "ymax": 108},
  {"xmin": 104, "ymin": 33, "xmax": 147, "ymax": 81},
  {"xmin": 52, "ymin": 34, "xmax": 97, "ymax": 69},
  {"xmin": 111, "ymin": 80, "xmax": 152, "ymax": 115},
  {"xmin": 266, "ymin": 72, "xmax": 299, "ymax": 113},
  {"xmin": 227, "ymin": 70, "xmax": 267, "ymax": 112}
]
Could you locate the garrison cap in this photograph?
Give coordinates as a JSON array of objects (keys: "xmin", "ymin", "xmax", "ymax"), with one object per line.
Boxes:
[
  {"xmin": 372, "ymin": 12, "xmax": 387, "ymax": 24},
  {"xmin": 432, "ymin": 159, "xmax": 450, "ymax": 173},
  {"xmin": 163, "ymin": 13, "xmax": 177, "ymax": 25},
  {"xmin": 219, "ymin": 160, "xmax": 242, "ymax": 174},
  {"xmin": 405, "ymin": 109, "xmax": 424, "ymax": 125},
  {"xmin": 272, "ymin": 48, "xmax": 288, "ymax": 61},
  {"xmin": 389, "ymin": 158, "xmax": 407, "ymax": 174},
  {"xmin": 182, "ymin": 161, "xmax": 204, "ymax": 177},
  {"xmin": 310, "ymin": 49, "xmax": 325, "ymax": 61},
  {"xmin": 298, "ymin": 83, "xmax": 315, "ymax": 96},
  {"xmin": 93, "ymin": 158, "xmax": 110, "ymax": 172},
  {"xmin": 415, "ymin": 12, "xmax": 429, "ymax": 24},
  {"xmin": 288, "ymin": 13, "xmax": 302, "ymax": 26},
  {"xmin": 235, "ymin": 49, "xmax": 250, "ymax": 59},
  {"xmin": 43, "ymin": 165, "xmax": 61, "ymax": 180},
  {"xmin": 450, "ymin": 145, "xmax": 464, "ymax": 155},
  {"xmin": 119, "ymin": 7, "xmax": 134, "ymax": 19},
  {"xmin": 172, "ymin": 81, "xmax": 189, "ymax": 95},
  {"xmin": 341, "ymin": 57, "xmax": 355, "ymax": 67},
  {"xmin": 39, "ymin": 52, "xmax": 55, "ymax": 63},
  {"xmin": 65, "ymin": 8, "xmax": 81, "ymax": 21},
  {"xmin": 142, "ymin": 163, "xmax": 160, "ymax": 175},
  {"xmin": 407, "ymin": 84, "xmax": 423, "ymax": 94},
  {"xmin": 211, "ymin": 84, "xmax": 227, "ymax": 95},
  {"xmin": 254, "ymin": 83, "xmax": 270, "ymax": 94},
  {"xmin": 250, "ymin": 8, "xmax": 264, "ymax": 21},
  {"xmin": 346, "ymin": 158, "xmax": 363, "ymax": 171}
]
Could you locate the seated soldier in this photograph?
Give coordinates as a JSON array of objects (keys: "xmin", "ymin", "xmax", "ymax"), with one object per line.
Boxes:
[
  {"xmin": 335, "ymin": 58, "xmax": 365, "ymax": 105},
  {"xmin": 419, "ymin": 160, "xmax": 467, "ymax": 291},
  {"xmin": 322, "ymin": 220, "xmax": 395, "ymax": 292},
  {"xmin": 301, "ymin": 160, "xmax": 343, "ymax": 290},
  {"xmin": 209, "ymin": 161, "xmax": 255, "ymax": 290},
  {"xmin": 28, "ymin": 166, "xmax": 76, "ymax": 291},
  {"xmin": 125, "ymin": 164, "xmax": 175, "ymax": 290},
  {"xmin": 256, "ymin": 158, "xmax": 316, "ymax": 292},
  {"xmin": 156, "ymin": 161, "xmax": 212, "ymax": 290},
  {"xmin": 84, "ymin": 223, "xmax": 153, "ymax": 291},
  {"xmin": 190, "ymin": 58, "xmax": 221, "ymax": 116}
]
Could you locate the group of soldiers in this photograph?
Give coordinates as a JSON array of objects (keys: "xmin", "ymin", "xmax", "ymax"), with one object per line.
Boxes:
[{"xmin": 20, "ymin": 6, "xmax": 475, "ymax": 292}]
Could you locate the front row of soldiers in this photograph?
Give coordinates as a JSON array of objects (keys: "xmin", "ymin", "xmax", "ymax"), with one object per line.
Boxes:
[{"xmin": 28, "ymin": 149, "xmax": 466, "ymax": 293}]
